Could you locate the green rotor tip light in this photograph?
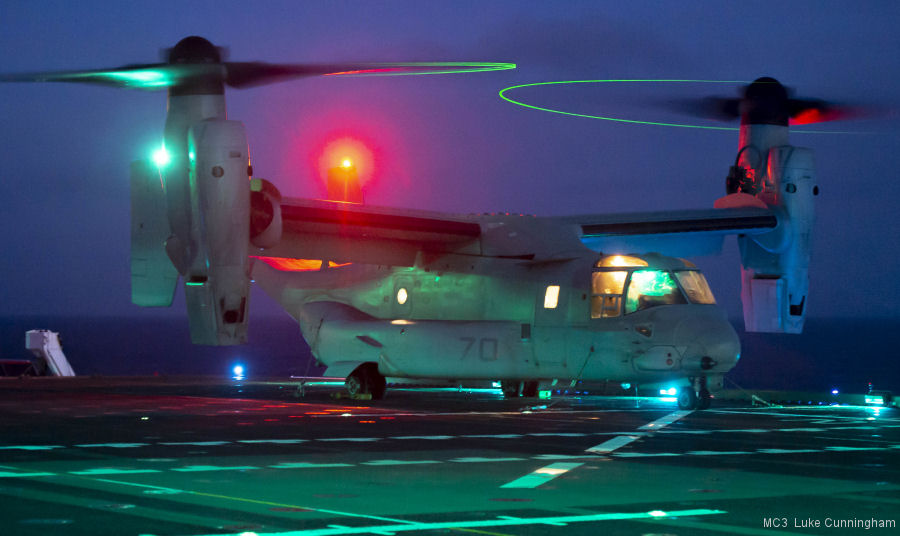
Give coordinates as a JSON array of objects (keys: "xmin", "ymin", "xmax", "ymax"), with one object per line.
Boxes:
[{"xmin": 499, "ymin": 79, "xmax": 847, "ymax": 134}]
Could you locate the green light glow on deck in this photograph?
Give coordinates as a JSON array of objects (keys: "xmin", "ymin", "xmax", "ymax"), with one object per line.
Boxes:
[{"xmin": 203, "ymin": 508, "xmax": 726, "ymax": 535}]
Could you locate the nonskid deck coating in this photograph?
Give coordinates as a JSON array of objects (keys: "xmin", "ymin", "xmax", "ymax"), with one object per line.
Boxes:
[{"xmin": 0, "ymin": 377, "xmax": 897, "ymax": 535}]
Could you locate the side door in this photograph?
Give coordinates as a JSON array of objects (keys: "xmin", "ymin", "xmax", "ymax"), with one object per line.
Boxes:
[{"xmin": 533, "ymin": 282, "xmax": 568, "ymax": 370}]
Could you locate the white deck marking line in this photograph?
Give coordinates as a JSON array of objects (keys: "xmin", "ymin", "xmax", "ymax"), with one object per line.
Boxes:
[
  {"xmin": 638, "ymin": 410, "xmax": 693, "ymax": 430},
  {"xmin": 69, "ymin": 468, "xmax": 161, "ymax": 475},
  {"xmin": 0, "ymin": 471, "xmax": 56, "ymax": 478},
  {"xmin": 500, "ymin": 462, "xmax": 583, "ymax": 488},
  {"xmin": 532, "ymin": 454, "xmax": 601, "ymax": 460},
  {"xmin": 528, "ymin": 433, "xmax": 587, "ymax": 437},
  {"xmin": 86, "ymin": 477, "xmax": 417, "ymax": 526},
  {"xmin": 90, "ymin": 477, "xmax": 185, "ymax": 494},
  {"xmin": 0, "ymin": 445, "xmax": 64, "ymax": 451},
  {"xmin": 461, "ymin": 434, "xmax": 523, "ymax": 439},
  {"xmin": 686, "ymin": 450, "xmax": 754, "ymax": 456},
  {"xmin": 586, "ymin": 409, "xmax": 692, "ymax": 455},
  {"xmin": 270, "ymin": 462, "xmax": 353, "ymax": 469},
  {"xmin": 172, "ymin": 465, "xmax": 259, "ymax": 472},
  {"xmin": 390, "ymin": 435, "xmax": 455, "ymax": 440},
  {"xmin": 74, "ymin": 443, "xmax": 149, "ymax": 448},
  {"xmin": 362, "ymin": 460, "xmax": 441, "ymax": 466},
  {"xmin": 586, "ymin": 434, "xmax": 642, "ymax": 454},
  {"xmin": 756, "ymin": 448, "xmax": 821, "ymax": 454},
  {"xmin": 316, "ymin": 438, "xmax": 381, "ymax": 442},
  {"xmin": 238, "ymin": 439, "xmax": 307, "ymax": 444},
  {"xmin": 159, "ymin": 441, "xmax": 231, "ymax": 446},
  {"xmin": 450, "ymin": 457, "xmax": 525, "ymax": 463},
  {"xmin": 189, "ymin": 508, "xmax": 726, "ymax": 536},
  {"xmin": 11, "ymin": 422, "xmax": 879, "ymax": 454},
  {"xmin": 611, "ymin": 452, "xmax": 681, "ymax": 458}
]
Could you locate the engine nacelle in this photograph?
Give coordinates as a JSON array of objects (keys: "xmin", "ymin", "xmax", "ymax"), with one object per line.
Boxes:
[
  {"xmin": 182, "ymin": 119, "xmax": 252, "ymax": 345},
  {"xmin": 250, "ymin": 178, "xmax": 282, "ymax": 249},
  {"xmin": 738, "ymin": 146, "xmax": 816, "ymax": 333}
]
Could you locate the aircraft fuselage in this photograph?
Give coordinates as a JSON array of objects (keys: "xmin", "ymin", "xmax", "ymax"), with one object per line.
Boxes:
[{"xmin": 252, "ymin": 251, "xmax": 740, "ymax": 390}]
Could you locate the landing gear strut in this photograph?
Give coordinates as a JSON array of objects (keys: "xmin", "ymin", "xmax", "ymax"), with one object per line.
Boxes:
[
  {"xmin": 677, "ymin": 377, "xmax": 712, "ymax": 410},
  {"xmin": 501, "ymin": 380, "xmax": 539, "ymax": 398},
  {"xmin": 345, "ymin": 363, "xmax": 386, "ymax": 400}
]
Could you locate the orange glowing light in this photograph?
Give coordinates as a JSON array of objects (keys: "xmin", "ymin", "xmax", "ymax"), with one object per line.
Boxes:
[
  {"xmin": 252, "ymin": 257, "xmax": 322, "ymax": 271},
  {"xmin": 318, "ymin": 137, "xmax": 374, "ymax": 187},
  {"xmin": 252, "ymin": 256, "xmax": 353, "ymax": 272}
]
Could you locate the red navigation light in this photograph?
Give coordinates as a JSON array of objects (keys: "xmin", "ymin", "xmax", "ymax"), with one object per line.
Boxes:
[{"xmin": 318, "ymin": 137, "xmax": 374, "ymax": 187}]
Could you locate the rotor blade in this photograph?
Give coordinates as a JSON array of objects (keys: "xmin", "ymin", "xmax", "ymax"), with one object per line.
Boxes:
[
  {"xmin": 0, "ymin": 63, "xmax": 223, "ymax": 90},
  {"xmin": 223, "ymin": 62, "xmax": 352, "ymax": 88},
  {"xmin": 660, "ymin": 96, "xmax": 741, "ymax": 122},
  {"xmin": 223, "ymin": 61, "xmax": 517, "ymax": 88},
  {"xmin": 788, "ymin": 98, "xmax": 864, "ymax": 124}
]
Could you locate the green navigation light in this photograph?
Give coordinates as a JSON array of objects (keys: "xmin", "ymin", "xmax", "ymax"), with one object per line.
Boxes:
[
  {"xmin": 105, "ymin": 70, "xmax": 168, "ymax": 86},
  {"xmin": 151, "ymin": 145, "xmax": 170, "ymax": 168}
]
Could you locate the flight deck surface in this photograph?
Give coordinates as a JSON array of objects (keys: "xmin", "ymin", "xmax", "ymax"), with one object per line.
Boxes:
[{"xmin": 0, "ymin": 377, "xmax": 897, "ymax": 535}]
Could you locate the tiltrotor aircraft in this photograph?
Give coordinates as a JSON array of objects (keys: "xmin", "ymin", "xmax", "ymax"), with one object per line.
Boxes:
[{"xmin": 5, "ymin": 36, "xmax": 851, "ymax": 409}]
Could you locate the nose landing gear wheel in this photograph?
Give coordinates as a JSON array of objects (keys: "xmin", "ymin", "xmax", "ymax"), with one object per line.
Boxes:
[{"xmin": 345, "ymin": 363, "xmax": 386, "ymax": 400}]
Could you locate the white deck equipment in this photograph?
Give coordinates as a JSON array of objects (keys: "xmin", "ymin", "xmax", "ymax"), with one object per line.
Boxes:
[{"xmin": 25, "ymin": 330, "xmax": 76, "ymax": 377}]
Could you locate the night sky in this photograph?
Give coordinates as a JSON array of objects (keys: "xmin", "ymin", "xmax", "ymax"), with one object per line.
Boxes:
[{"xmin": 2, "ymin": 0, "xmax": 899, "ymax": 324}]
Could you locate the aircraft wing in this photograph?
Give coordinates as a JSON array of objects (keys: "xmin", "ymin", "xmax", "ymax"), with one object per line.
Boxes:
[
  {"xmin": 569, "ymin": 206, "xmax": 780, "ymax": 257},
  {"xmin": 259, "ymin": 197, "xmax": 483, "ymax": 266},
  {"xmin": 260, "ymin": 197, "xmax": 781, "ymax": 266}
]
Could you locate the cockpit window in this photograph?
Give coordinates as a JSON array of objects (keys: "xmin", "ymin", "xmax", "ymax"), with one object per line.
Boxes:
[
  {"xmin": 675, "ymin": 270, "xmax": 716, "ymax": 304},
  {"xmin": 591, "ymin": 270, "xmax": 627, "ymax": 318},
  {"xmin": 625, "ymin": 270, "xmax": 686, "ymax": 314}
]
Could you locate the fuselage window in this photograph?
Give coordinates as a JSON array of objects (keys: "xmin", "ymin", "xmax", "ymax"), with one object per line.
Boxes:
[
  {"xmin": 591, "ymin": 270, "xmax": 627, "ymax": 318},
  {"xmin": 625, "ymin": 270, "xmax": 687, "ymax": 314},
  {"xmin": 675, "ymin": 270, "xmax": 716, "ymax": 304},
  {"xmin": 544, "ymin": 285, "xmax": 560, "ymax": 309}
]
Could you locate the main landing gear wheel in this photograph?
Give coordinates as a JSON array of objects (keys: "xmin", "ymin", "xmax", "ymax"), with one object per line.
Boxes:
[
  {"xmin": 521, "ymin": 381, "xmax": 539, "ymax": 398},
  {"xmin": 346, "ymin": 363, "xmax": 386, "ymax": 400},
  {"xmin": 677, "ymin": 388, "xmax": 698, "ymax": 410},
  {"xmin": 677, "ymin": 387, "xmax": 712, "ymax": 410},
  {"xmin": 698, "ymin": 388, "xmax": 712, "ymax": 410},
  {"xmin": 501, "ymin": 380, "xmax": 540, "ymax": 398},
  {"xmin": 501, "ymin": 380, "xmax": 521, "ymax": 398}
]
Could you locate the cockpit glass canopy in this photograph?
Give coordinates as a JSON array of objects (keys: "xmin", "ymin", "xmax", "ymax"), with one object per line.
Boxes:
[
  {"xmin": 591, "ymin": 257, "xmax": 715, "ymax": 318},
  {"xmin": 591, "ymin": 270, "xmax": 627, "ymax": 318},
  {"xmin": 595, "ymin": 255, "xmax": 648, "ymax": 268},
  {"xmin": 625, "ymin": 270, "xmax": 687, "ymax": 314},
  {"xmin": 675, "ymin": 270, "xmax": 716, "ymax": 304}
]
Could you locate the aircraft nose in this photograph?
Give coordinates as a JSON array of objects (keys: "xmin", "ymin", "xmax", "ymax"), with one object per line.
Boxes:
[{"xmin": 677, "ymin": 314, "xmax": 741, "ymax": 373}]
